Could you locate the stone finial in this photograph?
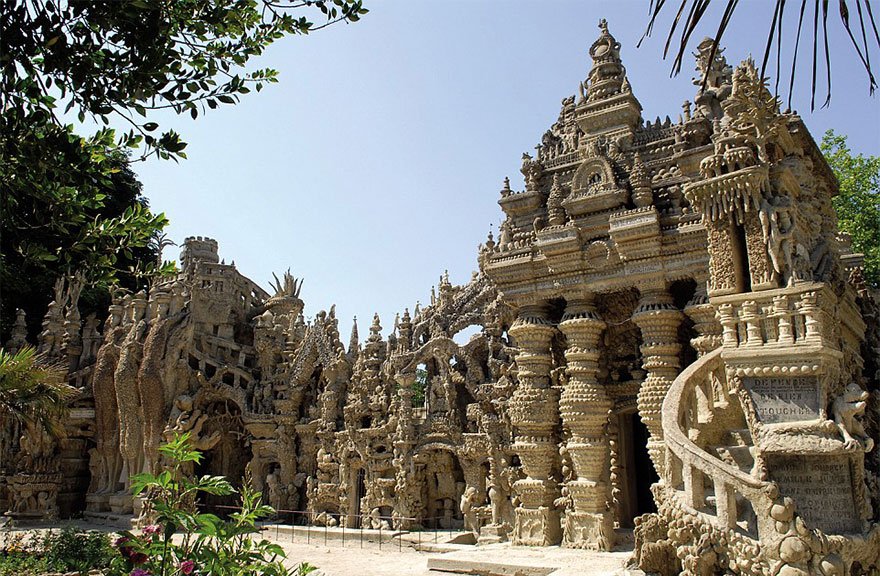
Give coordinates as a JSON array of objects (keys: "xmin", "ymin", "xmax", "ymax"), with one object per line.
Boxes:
[
  {"xmin": 348, "ymin": 316, "xmax": 359, "ymax": 355},
  {"xmin": 6, "ymin": 309, "xmax": 28, "ymax": 353},
  {"xmin": 369, "ymin": 313, "xmax": 382, "ymax": 340},
  {"xmin": 548, "ymin": 173, "xmax": 567, "ymax": 226},
  {"xmin": 485, "ymin": 228, "xmax": 496, "ymax": 251},
  {"xmin": 585, "ymin": 18, "xmax": 625, "ymax": 101},
  {"xmin": 501, "ymin": 177, "xmax": 512, "ymax": 198},
  {"xmin": 630, "ymin": 153, "xmax": 654, "ymax": 209}
]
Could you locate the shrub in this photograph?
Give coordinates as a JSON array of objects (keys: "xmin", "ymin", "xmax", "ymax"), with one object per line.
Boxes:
[
  {"xmin": 0, "ymin": 527, "xmax": 114, "ymax": 575},
  {"xmin": 107, "ymin": 432, "xmax": 314, "ymax": 576}
]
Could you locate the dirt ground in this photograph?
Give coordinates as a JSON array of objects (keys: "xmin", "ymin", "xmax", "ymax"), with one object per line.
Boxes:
[{"xmin": 1, "ymin": 520, "xmax": 634, "ymax": 576}]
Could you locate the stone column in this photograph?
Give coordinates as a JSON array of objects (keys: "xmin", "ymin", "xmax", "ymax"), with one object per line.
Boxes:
[
  {"xmin": 683, "ymin": 279, "xmax": 722, "ymax": 357},
  {"xmin": 507, "ymin": 303, "xmax": 561, "ymax": 546},
  {"xmin": 633, "ymin": 286, "xmax": 683, "ymax": 475},
  {"xmin": 558, "ymin": 297, "xmax": 614, "ymax": 550}
]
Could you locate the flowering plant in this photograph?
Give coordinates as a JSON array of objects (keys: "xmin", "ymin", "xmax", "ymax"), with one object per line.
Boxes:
[{"xmin": 107, "ymin": 432, "xmax": 314, "ymax": 576}]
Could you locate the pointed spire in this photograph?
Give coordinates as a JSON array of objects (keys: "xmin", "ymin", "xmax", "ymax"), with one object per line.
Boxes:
[
  {"xmin": 585, "ymin": 18, "xmax": 625, "ymax": 101},
  {"xmin": 348, "ymin": 316, "xmax": 359, "ymax": 354}
]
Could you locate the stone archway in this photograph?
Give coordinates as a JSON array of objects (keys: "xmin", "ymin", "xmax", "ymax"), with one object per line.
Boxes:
[
  {"xmin": 194, "ymin": 399, "xmax": 252, "ymax": 514},
  {"xmin": 416, "ymin": 447, "xmax": 466, "ymax": 529}
]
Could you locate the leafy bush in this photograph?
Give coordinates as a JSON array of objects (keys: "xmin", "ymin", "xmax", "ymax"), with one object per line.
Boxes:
[
  {"xmin": 0, "ymin": 527, "xmax": 115, "ymax": 575},
  {"xmin": 107, "ymin": 432, "xmax": 314, "ymax": 576}
]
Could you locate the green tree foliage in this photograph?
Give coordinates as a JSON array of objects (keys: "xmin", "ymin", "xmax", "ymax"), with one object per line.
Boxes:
[
  {"xmin": 1, "ymin": 0, "xmax": 366, "ymax": 161},
  {"xmin": 0, "ymin": 123, "xmax": 168, "ymax": 340},
  {"xmin": 1, "ymin": 0, "xmax": 366, "ymax": 340},
  {"xmin": 821, "ymin": 130, "xmax": 880, "ymax": 287}
]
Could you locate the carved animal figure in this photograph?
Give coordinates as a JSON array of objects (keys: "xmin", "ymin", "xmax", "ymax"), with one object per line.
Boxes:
[{"xmin": 833, "ymin": 382, "xmax": 875, "ymax": 452}]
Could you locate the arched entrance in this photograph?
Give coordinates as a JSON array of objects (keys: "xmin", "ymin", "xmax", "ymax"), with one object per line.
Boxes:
[
  {"xmin": 194, "ymin": 400, "xmax": 252, "ymax": 514},
  {"xmin": 616, "ymin": 410, "xmax": 659, "ymax": 528},
  {"xmin": 417, "ymin": 447, "xmax": 465, "ymax": 529}
]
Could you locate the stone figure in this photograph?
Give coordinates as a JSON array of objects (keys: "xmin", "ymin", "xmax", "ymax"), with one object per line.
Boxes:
[
  {"xmin": 834, "ymin": 382, "xmax": 875, "ymax": 452},
  {"xmin": 760, "ymin": 196, "xmax": 797, "ymax": 286},
  {"xmin": 90, "ymin": 303, "xmax": 126, "ymax": 495},
  {"xmin": 138, "ymin": 293, "xmax": 172, "ymax": 475},
  {"xmin": 460, "ymin": 486, "xmax": 479, "ymax": 533},
  {"xmin": 114, "ymin": 295, "xmax": 148, "ymax": 488}
]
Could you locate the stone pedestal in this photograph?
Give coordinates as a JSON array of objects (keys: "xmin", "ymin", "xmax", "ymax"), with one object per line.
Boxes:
[
  {"xmin": 478, "ymin": 523, "xmax": 510, "ymax": 544},
  {"xmin": 508, "ymin": 305, "xmax": 560, "ymax": 546},
  {"xmin": 109, "ymin": 492, "xmax": 134, "ymax": 514},
  {"xmin": 562, "ymin": 510, "xmax": 614, "ymax": 549},
  {"xmin": 85, "ymin": 493, "xmax": 110, "ymax": 512},
  {"xmin": 512, "ymin": 503, "xmax": 561, "ymax": 546},
  {"xmin": 6, "ymin": 473, "xmax": 62, "ymax": 520},
  {"xmin": 633, "ymin": 287, "xmax": 683, "ymax": 475},
  {"xmin": 558, "ymin": 298, "xmax": 614, "ymax": 550}
]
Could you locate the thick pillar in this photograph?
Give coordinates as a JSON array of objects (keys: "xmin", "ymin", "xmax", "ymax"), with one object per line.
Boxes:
[
  {"xmin": 507, "ymin": 303, "xmax": 560, "ymax": 546},
  {"xmin": 633, "ymin": 286, "xmax": 683, "ymax": 475},
  {"xmin": 683, "ymin": 279, "xmax": 723, "ymax": 357},
  {"xmin": 558, "ymin": 297, "xmax": 614, "ymax": 550}
]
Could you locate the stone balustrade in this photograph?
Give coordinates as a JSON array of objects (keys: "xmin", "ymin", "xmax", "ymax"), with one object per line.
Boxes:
[
  {"xmin": 662, "ymin": 348, "xmax": 771, "ymax": 541},
  {"xmin": 712, "ymin": 283, "xmax": 838, "ymax": 352}
]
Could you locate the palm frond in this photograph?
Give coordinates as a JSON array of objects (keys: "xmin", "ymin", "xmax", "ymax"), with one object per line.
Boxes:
[
  {"xmin": 641, "ymin": 0, "xmax": 880, "ymax": 109},
  {"xmin": 0, "ymin": 346, "xmax": 75, "ymax": 432}
]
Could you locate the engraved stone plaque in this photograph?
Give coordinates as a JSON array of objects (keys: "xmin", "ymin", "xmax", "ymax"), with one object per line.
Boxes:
[
  {"xmin": 768, "ymin": 455, "xmax": 860, "ymax": 534},
  {"xmin": 742, "ymin": 376, "xmax": 820, "ymax": 423}
]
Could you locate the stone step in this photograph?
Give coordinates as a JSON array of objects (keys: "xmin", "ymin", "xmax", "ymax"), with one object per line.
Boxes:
[
  {"xmin": 82, "ymin": 511, "xmax": 135, "ymax": 530},
  {"xmin": 427, "ymin": 544, "xmax": 631, "ymax": 576},
  {"xmin": 427, "ymin": 555, "xmax": 556, "ymax": 576}
]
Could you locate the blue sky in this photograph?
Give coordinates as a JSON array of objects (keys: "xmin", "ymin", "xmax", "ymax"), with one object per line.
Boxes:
[{"xmin": 131, "ymin": 1, "xmax": 880, "ymax": 341}]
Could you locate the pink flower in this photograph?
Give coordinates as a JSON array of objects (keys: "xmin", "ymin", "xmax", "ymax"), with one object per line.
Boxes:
[
  {"xmin": 179, "ymin": 560, "xmax": 195, "ymax": 575},
  {"xmin": 130, "ymin": 552, "xmax": 149, "ymax": 565},
  {"xmin": 142, "ymin": 524, "xmax": 161, "ymax": 537},
  {"xmin": 114, "ymin": 536, "xmax": 130, "ymax": 548}
]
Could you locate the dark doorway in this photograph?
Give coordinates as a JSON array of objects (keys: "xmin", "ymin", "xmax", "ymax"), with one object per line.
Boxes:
[
  {"xmin": 194, "ymin": 400, "xmax": 251, "ymax": 516},
  {"xmin": 617, "ymin": 411, "xmax": 659, "ymax": 527},
  {"xmin": 354, "ymin": 468, "xmax": 366, "ymax": 527}
]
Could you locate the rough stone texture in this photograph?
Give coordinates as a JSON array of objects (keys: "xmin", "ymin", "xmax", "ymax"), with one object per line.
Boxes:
[{"xmin": 2, "ymin": 18, "xmax": 879, "ymax": 576}]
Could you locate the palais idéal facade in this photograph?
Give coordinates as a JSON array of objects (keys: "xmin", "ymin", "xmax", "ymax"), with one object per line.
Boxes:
[{"xmin": 4, "ymin": 19, "xmax": 880, "ymax": 576}]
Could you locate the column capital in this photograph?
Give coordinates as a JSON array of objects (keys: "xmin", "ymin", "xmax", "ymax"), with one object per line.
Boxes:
[
  {"xmin": 512, "ymin": 302, "xmax": 554, "ymax": 326},
  {"xmin": 561, "ymin": 296, "xmax": 601, "ymax": 322}
]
